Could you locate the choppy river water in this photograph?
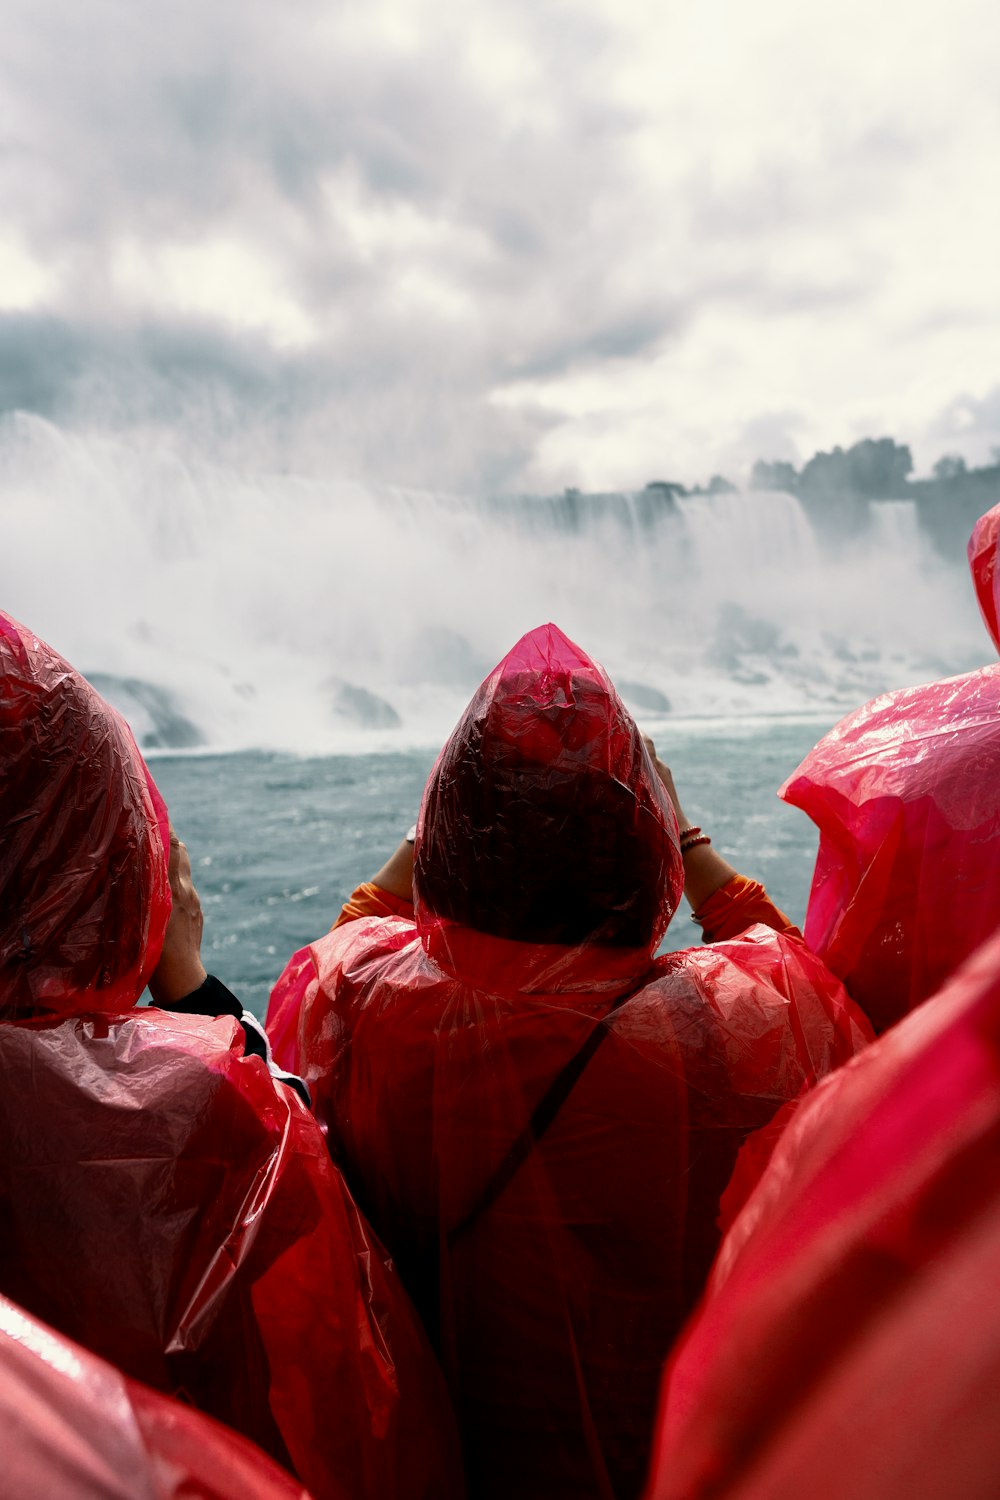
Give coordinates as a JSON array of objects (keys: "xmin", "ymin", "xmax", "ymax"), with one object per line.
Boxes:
[{"xmin": 149, "ymin": 714, "xmax": 836, "ymax": 1019}]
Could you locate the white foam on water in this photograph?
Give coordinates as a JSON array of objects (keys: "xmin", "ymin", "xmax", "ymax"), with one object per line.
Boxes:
[{"xmin": 1, "ymin": 413, "xmax": 988, "ymax": 752}]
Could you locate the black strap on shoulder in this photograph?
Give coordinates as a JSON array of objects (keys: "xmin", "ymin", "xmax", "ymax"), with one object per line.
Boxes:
[{"xmin": 447, "ymin": 989, "xmax": 632, "ymax": 1246}]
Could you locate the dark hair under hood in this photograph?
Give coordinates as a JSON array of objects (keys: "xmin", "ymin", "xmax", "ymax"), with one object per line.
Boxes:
[{"xmin": 413, "ymin": 622, "xmax": 684, "ymax": 956}]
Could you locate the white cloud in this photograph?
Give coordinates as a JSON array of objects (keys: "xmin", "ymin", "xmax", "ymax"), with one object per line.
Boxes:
[
  {"xmin": 112, "ymin": 237, "xmax": 317, "ymax": 347},
  {"xmin": 0, "ymin": 0, "xmax": 997, "ymax": 488},
  {"xmin": 0, "ymin": 239, "xmax": 59, "ymax": 310}
]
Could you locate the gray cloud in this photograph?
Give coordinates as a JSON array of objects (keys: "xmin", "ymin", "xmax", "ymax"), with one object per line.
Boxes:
[
  {"xmin": 3, "ymin": 0, "xmax": 624, "ymax": 257},
  {"xmin": 0, "ymin": 309, "xmax": 554, "ymax": 490},
  {"xmin": 0, "ymin": 0, "xmax": 673, "ymax": 486},
  {"xmin": 0, "ymin": 0, "xmax": 651, "ymax": 487},
  {"xmin": 503, "ymin": 304, "xmax": 682, "ymax": 381},
  {"xmin": 732, "ymin": 410, "xmax": 809, "ymax": 467},
  {"xmin": 922, "ymin": 385, "xmax": 1000, "ymax": 469},
  {"xmin": 0, "ymin": 313, "xmax": 296, "ymax": 421},
  {"xmin": 688, "ymin": 121, "xmax": 921, "ymax": 243},
  {"xmin": 1, "ymin": 0, "xmax": 997, "ymax": 490}
]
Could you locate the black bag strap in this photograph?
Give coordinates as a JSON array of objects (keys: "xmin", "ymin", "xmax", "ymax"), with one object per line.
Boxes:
[{"xmin": 447, "ymin": 989, "xmax": 632, "ymax": 1246}]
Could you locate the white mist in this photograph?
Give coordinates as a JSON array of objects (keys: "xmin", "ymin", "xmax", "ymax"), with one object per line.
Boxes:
[{"xmin": 1, "ymin": 412, "xmax": 987, "ymax": 751}]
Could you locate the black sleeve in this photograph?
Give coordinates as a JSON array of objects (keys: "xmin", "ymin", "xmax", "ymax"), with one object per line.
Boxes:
[
  {"xmin": 163, "ymin": 975, "xmax": 311, "ymax": 1107},
  {"xmin": 166, "ymin": 973, "xmax": 243, "ymax": 1021},
  {"xmin": 170, "ymin": 973, "xmax": 266, "ymax": 1061}
]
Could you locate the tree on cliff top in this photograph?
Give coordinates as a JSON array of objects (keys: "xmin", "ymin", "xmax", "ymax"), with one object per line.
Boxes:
[
  {"xmin": 799, "ymin": 437, "xmax": 912, "ymax": 498},
  {"xmin": 932, "ymin": 454, "xmax": 968, "ymax": 480},
  {"xmin": 750, "ymin": 459, "xmax": 799, "ymax": 493},
  {"xmin": 751, "ymin": 440, "xmax": 914, "ymax": 498}
]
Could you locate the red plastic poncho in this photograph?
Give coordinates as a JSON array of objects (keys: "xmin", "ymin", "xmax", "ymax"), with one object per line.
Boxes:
[
  {"xmin": 779, "ymin": 663, "xmax": 1000, "ymax": 1033},
  {"xmin": 0, "ymin": 612, "xmax": 171, "ymax": 1018},
  {"xmin": 968, "ymin": 500, "xmax": 1000, "ymax": 653},
  {"xmin": 778, "ymin": 507, "xmax": 1000, "ymax": 1035},
  {"xmin": 645, "ymin": 924, "xmax": 1000, "ymax": 1500},
  {"xmin": 0, "ymin": 612, "xmax": 463, "ymax": 1500},
  {"xmin": 0, "ymin": 1293, "xmax": 311, "ymax": 1500},
  {"xmin": 267, "ymin": 623, "xmax": 869, "ymax": 1500},
  {"xmin": 0, "ymin": 1009, "xmax": 464, "ymax": 1500}
]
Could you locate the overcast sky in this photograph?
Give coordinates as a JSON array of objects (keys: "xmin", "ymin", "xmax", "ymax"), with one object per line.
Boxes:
[{"xmin": 1, "ymin": 0, "xmax": 999, "ymax": 492}]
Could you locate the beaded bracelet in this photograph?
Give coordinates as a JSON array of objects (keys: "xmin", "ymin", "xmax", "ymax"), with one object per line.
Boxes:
[
  {"xmin": 681, "ymin": 834, "xmax": 712, "ymax": 855},
  {"xmin": 677, "ymin": 825, "xmax": 701, "ymax": 842}
]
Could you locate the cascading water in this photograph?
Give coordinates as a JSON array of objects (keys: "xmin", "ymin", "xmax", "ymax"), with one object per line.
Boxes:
[
  {"xmin": 1, "ymin": 411, "xmax": 988, "ymax": 751},
  {"xmin": 867, "ymin": 497, "xmax": 924, "ymax": 550}
]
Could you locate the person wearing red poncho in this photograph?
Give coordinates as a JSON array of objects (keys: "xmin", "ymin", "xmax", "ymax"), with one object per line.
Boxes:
[
  {"xmin": 776, "ymin": 501, "xmax": 1000, "ymax": 1033},
  {"xmin": 0, "ymin": 1293, "xmax": 312, "ymax": 1500},
  {"xmin": 644, "ymin": 923, "xmax": 1000, "ymax": 1500},
  {"xmin": 266, "ymin": 622, "xmax": 870, "ymax": 1500},
  {"xmin": 0, "ymin": 611, "xmax": 463, "ymax": 1500}
]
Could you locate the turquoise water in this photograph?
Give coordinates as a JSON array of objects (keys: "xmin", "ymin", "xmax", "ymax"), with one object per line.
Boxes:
[{"xmin": 149, "ymin": 716, "xmax": 836, "ymax": 1019}]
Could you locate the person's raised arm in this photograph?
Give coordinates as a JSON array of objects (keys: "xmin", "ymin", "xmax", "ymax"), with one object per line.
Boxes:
[
  {"xmin": 369, "ymin": 836, "xmax": 416, "ymax": 902},
  {"xmin": 332, "ymin": 828, "xmax": 417, "ymax": 929},
  {"xmin": 149, "ymin": 825, "xmax": 310, "ymax": 1103},
  {"xmin": 642, "ymin": 736, "xmax": 738, "ymax": 909},
  {"xmin": 642, "ymin": 735, "xmax": 800, "ymax": 942}
]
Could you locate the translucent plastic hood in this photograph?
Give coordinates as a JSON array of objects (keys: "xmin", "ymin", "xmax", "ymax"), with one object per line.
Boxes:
[
  {"xmin": 968, "ymin": 500, "xmax": 1000, "ymax": 655},
  {"xmin": 0, "ymin": 612, "xmax": 170, "ymax": 1018},
  {"xmin": 412, "ymin": 622, "xmax": 684, "ymax": 984}
]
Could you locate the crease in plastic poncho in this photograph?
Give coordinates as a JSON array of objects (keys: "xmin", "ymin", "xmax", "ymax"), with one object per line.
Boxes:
[
  {"xmin": 266, "ymin": 622, "xmax": 869, "ymax": 1500},
  {"xmin": 644, "ymin": 922, "xmax": 1000, "ymax": 1500},
  {"xmin": 0, "ymin": 1293, "xmax": 312, "ymax": 1500},
  {"xmin": 0, "ymin": 611, "xmax": 463, "ymax": 1500},
  {"xmin": 779, "ymin": 503, "xmax": 1000, "ymax": 1033}
]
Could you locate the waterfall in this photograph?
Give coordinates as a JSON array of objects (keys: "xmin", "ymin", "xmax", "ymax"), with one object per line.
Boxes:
[
  {"xmin": 868, "ymin": 498, "xmax": 923, "ymax": 551},
  {"xmin": 1, "ymin": 412, "xmax": 987, "ymax": 750}
]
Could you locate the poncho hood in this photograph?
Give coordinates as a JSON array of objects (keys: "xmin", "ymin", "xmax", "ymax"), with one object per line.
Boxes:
[
  {"xmin": 0, "ymin": 612, "xmax": 170, "ymax": 1018},
  {"xmin": 968, "ymin": 500, "xmax": 1000, "ymax": 655},
  {"xmin": 413, "ymin": 623, "xmax": 684, "ymax": 970}
]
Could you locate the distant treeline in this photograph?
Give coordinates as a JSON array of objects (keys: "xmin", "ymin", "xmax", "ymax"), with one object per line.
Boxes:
[
  {"xmin": 645, "ymin": 438, "xmax": 1000, "ymax": 563},
  {"xmin": 749, "ymin": 436, "xmax": 917, "ymax": 499}
]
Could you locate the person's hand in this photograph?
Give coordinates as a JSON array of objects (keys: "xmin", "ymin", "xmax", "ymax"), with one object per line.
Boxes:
[
  {"xmin": 642, "ymin": 733, "xmax": 739, "ymax": 910},
  {"xmin": 148, "ymin": 825, "xmax": 208, "ymax": 1005},
  {"xmin": 642, "ymin": 735, "xmax": 687, "ymax": 827}
]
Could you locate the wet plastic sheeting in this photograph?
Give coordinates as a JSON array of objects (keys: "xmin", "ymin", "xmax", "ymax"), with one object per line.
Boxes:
[
  {"xmin": 0, "ymin": 609, "xmax": 463, "ymax": 1500},
  {"xmin": 0, "ymin": 612, "xmax": 171, "ymax": 1019},
  {"xmin": 0, "ymin": 1293, "xmax": 311, "ymax": 1500},
  {"xmin": 780, "ymin": 664, "xmax": 1000, "ymax": 1032},
  {"xmin": 778, "ymin": 506, "xmax": 1000, "ymax": 1035},
  {"xmin": 0, "ymin": 1007, "xmax": 463, "ymax": 1500},
  {"xmin": 968, "ymin": 500, "xmax": 1000, "ymax": 654},
  {"xmin": 412, "ymin": 622, "xmax": 686, "ymax": 957},
  {"xmin": 645, "ymin": 926, "xmax": 1000, "ymax": 1500},
  {"xmin": 268, "ymin": 624, "xmax": 870, "ymax": 1500}
]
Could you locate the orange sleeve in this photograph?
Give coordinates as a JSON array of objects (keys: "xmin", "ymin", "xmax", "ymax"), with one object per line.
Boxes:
[
  {"xmin": 333, "ymin": 882, "xmax": 416, "ymax": 929},
  {"xmin": 335, "ymin": 875, "xmax": 797, "ymax": 944},
  {"xmin": 692, "ymin": 874, "xmax": 801, "ymax": 944}
]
